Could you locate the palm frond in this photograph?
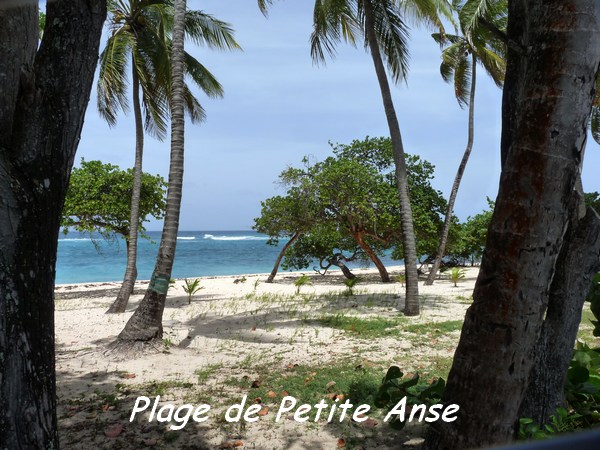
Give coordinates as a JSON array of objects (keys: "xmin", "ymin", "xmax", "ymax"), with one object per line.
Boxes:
[
  {"xmin": 459, "ymin": 0, "xmax": 491, "ymax": 35},
  {"xmin": 257, "ymin": 0, "xmax": 275, "ymax": 16},
  {"xmin": 184, "ymin": 11, "xmax": 241, "ymax": 50},
  {"xmin": 592, "ymin": 106, "xmax": 600, "ymax": 146},
  {"xmin": 439, "ymin": 40, "xmax": 463, "ymax": 81},
  {"xmin": 184, "ymin": 52, "xmax": 224, "ymax": 99},
  {"xmin": 439, "ymin": 40, "xmax": 470, "ymax": 107},
  {"xmin": 453, "ymin": 48, "xmax": 471, "ymax": 108},
  {"xmin": 397, "ymin": 0, "xmax": 455, "ymax": 30},
  {"xmin": 367, "ymin": 0, "xmax": 410, "ymax": 83},
  {"xmin": 310, "ymin": 0, "xmax": 359, "ymax": 63},
  {"xmin": 97, "ymin": 28, "xmax": 133, "ymax": 126},
  {"xmin": 474, "ymin": 44, "xmax": 504, "ymax": 86},
  {"xmin": 182, "ymin": 84, "xmax": 207, "ymax": 123}
]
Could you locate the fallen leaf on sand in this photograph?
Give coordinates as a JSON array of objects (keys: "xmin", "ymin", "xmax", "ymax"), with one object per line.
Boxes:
[
  {"xmin": 337, "ymin": 438, "xmax": 346, "ymax": 447},
  {"xmin": 219, "ymin": 441, "xmax": 244, "ymax": 449},
  {"xmin": 267, "ymin": 390, "xmax": 277, "ymax": 398},
  {"xmin": 251, "ymin": 379, "xmax": 261, "ymax": 388},
  {"xmin": 362, "ymin": 418, "xmax": 378, "ymax": 429},
  {"xmin": 120, "ymin": 373, "xmax": 136, "ymax": 379},
  {"xmin": 258, "ymin": 406, "xmax": 269, "ymax": 416},
  {"xmin": 104, "ymin": 424, "xmax": 124, "ymax": 438}
]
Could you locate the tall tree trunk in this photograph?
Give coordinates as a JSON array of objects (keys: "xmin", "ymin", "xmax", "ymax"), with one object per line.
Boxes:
[
  {"xmin": 424, "ymin": 2, "xmax": 600, "ymax": 449},
  {"xmin": 266, "ymin": 231, "xmax": 301, "ymax": 283},
  {"xmin": 108, "ymin": 68, "xmax": 144, "ymax": 313},
  {"xmin": 118, "ymin": 0, "xmax": 187, "ymax": 342},
  {"xmin": 521, "ymin": 201, "xmax": 600, "ymax": 424},
  {"xmin": 362, "ymin": 0, "xmax": 419, "ymax": 314},
  {"xmin": 0, "ymin": 1, "xmax": 106, "ymax": 447},
  {"xmin": 353, "ymin": 233, "xmax": 390, "ymax": 282},
  {"xmin": 425, "ymin": 54, "xmax": 477, "ymax": 285}
]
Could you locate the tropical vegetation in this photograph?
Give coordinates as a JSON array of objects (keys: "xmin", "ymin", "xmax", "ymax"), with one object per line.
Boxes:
[
  {"xmin": 61, "ymin": 159, "xmax": 166, "ymax": 245},
  {"xmin": 259, "ymin": 0, "xmax": 455, "ymax": 315},
  {"xmin": 255, "ymin": 137, "xmax": 449, "ymax": 291},
  {"xmin": 99, "ymin": 0, "xmax": 238, "ymax": 313}
]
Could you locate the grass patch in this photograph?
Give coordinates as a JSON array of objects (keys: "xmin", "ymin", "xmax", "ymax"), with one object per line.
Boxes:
[
  {"xmin": 404, "ymin": 320, "xmax": 463, "ymax": 338},
  {"xmin": 578, "ymin": 308, "xmax": 599, "ymax": 343},
  {"xmin": 142, "ymin": 380, "xmax": 194, "ymax": 397},
  {"xmin": 226, "ymin": 361, "xmax": 386, "ymax": 421},
  {"xmin": 317, "ymin": 314, "xmax": 404, "ymax": 339},
  {"xmin": 195, "ymin": 363, "xmax": 223, "ymax": 384},
  {"xmin": 424, "ymin": 356, "xmax": 454, "ymax": 380}
]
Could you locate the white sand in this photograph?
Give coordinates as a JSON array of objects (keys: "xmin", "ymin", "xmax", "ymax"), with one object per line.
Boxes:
[{"xmin": 55, "ymin": 266, "xmax": 478, "ymax": 449}]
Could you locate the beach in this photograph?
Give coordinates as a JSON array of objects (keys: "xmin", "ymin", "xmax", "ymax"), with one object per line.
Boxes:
[{"xmin": 55, "ymin": 265, "xmax": 481, "ymax": 449}]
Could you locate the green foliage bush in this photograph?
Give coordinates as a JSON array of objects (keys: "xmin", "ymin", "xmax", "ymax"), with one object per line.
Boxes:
[
  {"xmin": 519, "ymin": 341, "xmax": 600, "ymax": 440},
  {"xmin": 62, "ymin": 159, "xmax": 166, "ymax": 242},
  {"xmin": 375, "ymin": 366, "xmax": 446, "ymax": 430}
]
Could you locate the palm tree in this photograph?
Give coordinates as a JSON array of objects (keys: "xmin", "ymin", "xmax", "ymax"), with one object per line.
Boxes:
[
  {"xmin": 425, "ymin": 0, "xmax": 506, "ymax": 285},
  {"xmin": 118, "ymin": 0, "xmax": 237, "ymax": 341},
  {"xmin": 260, "ymin": 0, "xmax": 453, "ymax": 315},
  {"xmin": 99, "ymin": 0, "xmax": 239, "ymax": 313}
]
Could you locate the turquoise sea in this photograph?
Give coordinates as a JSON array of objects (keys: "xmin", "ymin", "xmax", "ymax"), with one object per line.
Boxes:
[{"xmin": 56, "ymin": 230, "xmax": 400, "ymax": 285}]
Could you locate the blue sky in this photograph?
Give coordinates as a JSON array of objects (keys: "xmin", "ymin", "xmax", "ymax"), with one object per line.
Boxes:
[{"xmin": 75, "ymin": 0, "xmax": 600, "ymax": 231}]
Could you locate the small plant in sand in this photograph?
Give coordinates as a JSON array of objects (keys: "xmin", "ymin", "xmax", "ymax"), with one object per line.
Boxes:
[
  {"xmin": 183, "ymin": 278, "xmax": 204, "ymax": 304},
  {"xmin": 294, "ymin": 274, "xmax": 312, "ymax": 295},
  {"xmin": 450, "ymin": 268, "xmax": 466, "ymax": 287},
  {"xmin": 395, "ymin": 273, "xmax": 406, "ymax": 287},
  {"xmin": 343, "ymin": 277, "xmax": 361, "ymax": 296}
]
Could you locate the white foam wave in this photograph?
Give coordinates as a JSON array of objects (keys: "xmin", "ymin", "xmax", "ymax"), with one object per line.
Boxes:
[
  {"xmin": 177, "ymin": 236, "xmax": 196, "ymax": 240},
  {"xmin": 203, "ymin": 233, "xmax": 268, "ymax": 241}
]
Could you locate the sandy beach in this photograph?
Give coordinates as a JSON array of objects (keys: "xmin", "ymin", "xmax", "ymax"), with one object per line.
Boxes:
[{"xmin": 55, "ymin": 266, "xmax": 479, "ymax": 449}]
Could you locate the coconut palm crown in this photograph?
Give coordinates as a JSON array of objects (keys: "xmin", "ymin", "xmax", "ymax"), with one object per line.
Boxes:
[{"xmin": 98, "ymin": 0, "xmax": 240, "ymax": 138}]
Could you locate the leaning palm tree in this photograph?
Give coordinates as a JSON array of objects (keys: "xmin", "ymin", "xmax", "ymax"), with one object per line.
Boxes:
[
  {"xmin": 425, "ymin": 0, "xmax": 506, "ymax": 285},
  {"xmin": 100, "ymin": 0, "xmax": 239, "ymax": 313},
  {"xmin": 119, "ymin": 0, "xmax": 235, "ymax": 342},
  {"xmin": 260, "ymin": 0, "xmax": 453, "ymax": 315}
]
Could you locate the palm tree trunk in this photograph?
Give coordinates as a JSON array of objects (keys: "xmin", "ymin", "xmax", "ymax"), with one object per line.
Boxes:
[
  {"xmin": 107, "ymin": 68, "xmax": 144, "ymax": 313},
  {"xmin": 425, "ymin": 54, "xmax": 477, "ymax": 285},
  {"xmin": 119, "ymin": 0, "xmax": 187, "ymax": 342},
  {"xmin": 362, "ymin": 0, "xmax": 419, "ymax": 313},
  {"xmin": 423, "ymin": 2, "xmax": 600, "ymax": 447},
  {"xmin": 266, "ymin": 231, "xmax": 302, "ymax": 283}
]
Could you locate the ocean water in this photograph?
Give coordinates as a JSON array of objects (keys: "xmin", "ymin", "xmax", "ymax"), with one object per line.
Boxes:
[{"xmin": 56, "ymin": 230, "xmax": 399, "ymax": 284}]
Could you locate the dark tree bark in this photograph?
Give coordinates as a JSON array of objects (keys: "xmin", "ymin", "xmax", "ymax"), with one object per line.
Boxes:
[
  {"xmin": 266, "ymin": 231, "xmax": 302, "ymax": 283},
  {"xmin": 521, "ymin": 203, "xmax": 600, "ymax": 424},
  {"xmin": 0, "ymin": 1, "xmax": 106, "ymax": 447},
  {"xmin": 362, "ymin": 0, "xmax": 419, "ymax": 313},
  {"xmin": 424, "ymin": 1, "xmax": 600, "ymax": 448}
]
